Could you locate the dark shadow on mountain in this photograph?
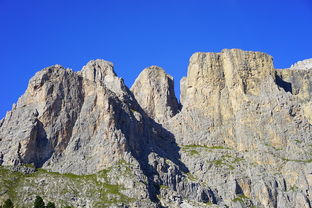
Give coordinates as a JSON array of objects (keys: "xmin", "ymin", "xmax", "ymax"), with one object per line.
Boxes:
[
  {"xmin": 116, "ymin": 88, "xmax": 189, "ymax": 204},
  {"xmin": 167, "ymin": 76, "xmax": 181, "ymax": 116},
  {"xmin": 275, "ymin": 73, "xmax": 292, "ymax": 94},
  {"xmin": 20, "ymin": 119, "xmax": 53, "ymax": 168},
  {"xmin": 141, "ymin": 117, "xmax": 189, "ymax": 203},
  {"xmin": 33, "ymin": 120, "xmax": 54, "ymax": 167}
]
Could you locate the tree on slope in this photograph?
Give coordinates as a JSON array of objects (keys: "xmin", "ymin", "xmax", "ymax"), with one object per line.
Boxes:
[
  {"xmin": 3, "ymin": 199, "xmax": 14, "ymax": 208},
  {"xmin": 46, "ymin": 202, "xmax": 56, "ymax": 208},
  {"xmin": 33, "ymin": 196, "xmax": 45, "ymax": 208}
]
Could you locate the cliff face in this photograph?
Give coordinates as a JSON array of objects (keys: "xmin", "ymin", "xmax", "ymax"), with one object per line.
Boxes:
[
  {"xmin": 165, "ymin": 49, "xmax": 312, "ymax": 208},
  {"xmin": 0, "ymin": 61, "xmax": 145, "ymax": 174},
  {"xmin": 1, "ymin": 49, "xmax": 312, "ymax": 208}
]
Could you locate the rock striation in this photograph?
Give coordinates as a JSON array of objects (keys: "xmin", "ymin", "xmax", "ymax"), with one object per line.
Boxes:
[
  {"xmin": 1, "ymin": 49, "xmax": 312, "ymax": 208},
  {"xmin": 164, "ymin": 50, "xmax": 312, "ymax": 207}
]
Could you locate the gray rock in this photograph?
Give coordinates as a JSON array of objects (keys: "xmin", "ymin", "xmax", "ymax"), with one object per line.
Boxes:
[
  {"xmin": 1, "ymin": 51, "xmax": 312, "ymax": 208},
  {"xmin": 290, "ymin": 58, "xmax": 312, "ymax": 70}
]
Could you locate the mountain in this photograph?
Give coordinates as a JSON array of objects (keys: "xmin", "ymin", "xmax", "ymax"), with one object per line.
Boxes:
[{"xmin": 1, "ymin": 49, "xmax": 312, "ymax": 208}]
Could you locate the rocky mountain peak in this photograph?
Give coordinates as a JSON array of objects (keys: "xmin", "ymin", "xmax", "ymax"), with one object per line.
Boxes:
[
  {"xmin": 290, "ymin": 58, "xmax": 312, "ymax": 70},
  {"xmin": 2, "ymin": 50, "xmax": 312, "ymax": 208},
  {"xmin": 275, "ymin": 58, "xmax": 312, "ymax": 113},
  {"xmin": 131, "ymin": 65, "xmax": 180, "ymax": 124},
  {"xmin": 79, "ymin": 59, "xmax": 130, "ymax": 101},
  {"xmin": 80, "ymin": 59, "xmax": 115, "ymax": 82},
  {"xmin": 180, "ymin": 49, "xmax": 274, "ymax": 127}
]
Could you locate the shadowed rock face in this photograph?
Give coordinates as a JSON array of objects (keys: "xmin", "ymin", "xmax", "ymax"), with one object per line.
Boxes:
[
  {"xmin": 1, "ymin": 49, "xmax": 312, "ymax": 208},
  {"xmin": 0, "ymin": 59, "xmax": 189, "ymax": 208}
]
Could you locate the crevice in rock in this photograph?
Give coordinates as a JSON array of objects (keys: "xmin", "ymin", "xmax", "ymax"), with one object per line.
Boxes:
[{"xmin": 275, "ymin": 73, "xmax": 292, "ymax": 94}]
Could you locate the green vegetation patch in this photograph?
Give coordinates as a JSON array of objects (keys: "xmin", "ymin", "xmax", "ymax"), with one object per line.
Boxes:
[
  {"xmin": 159, "ymin": 185, "xmax": 169, "ymax": 189},
  {"xmin": 289, "ymin": 185, "xmax": 299, "ymax": 192},
  {"xmin": 182, "ymin": 145, "xmax": 231, "ymax": 150},
  {"xmin": 294, "ymin": 139, "xmax": 302, "ymax": 144},
  {"xmin": 232, "ymin": 194, "xmax": 249, "ymax": 203},
  {"xmin": 185, "ymin": 172, "xmax": 197, "ymax": 181},
  {"xmin": 0, "ymin": 160, "xmax": 136, "ymax": 208},
  {"xmin": 181, "ymin": 145, "xmax": 232, "ymax": 156},
  {"xmin": 281, "ymin": 157, "xmax": 312, "ymax": 163},
  {"xmin": 0, "ymin": 166, "xmax": 24, "ymax": 202},
  {"xmin": 206, "ymin": 155, "xmax": 244, "ymax": 170},
  {"xmin": 206, "ymin": 159, "xmax": 234, "ymax": 170},
  {"xmin": 189, "ymin": 149, "xmax": 200, "ymax": 155}
]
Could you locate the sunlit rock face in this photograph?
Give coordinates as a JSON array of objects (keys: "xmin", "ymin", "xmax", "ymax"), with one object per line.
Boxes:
[
  {"xmin": 131, "ymin": 65, "xmax": 180, "ymax": 125},
  {"xmin": 1, "ymin": 50, "xmax": 312, "ymax": 208}
]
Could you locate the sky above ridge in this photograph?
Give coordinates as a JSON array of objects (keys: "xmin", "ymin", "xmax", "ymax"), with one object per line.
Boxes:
[{"xmin": 0, "ymin": 0, "xmax": 312, "ymax": 118}]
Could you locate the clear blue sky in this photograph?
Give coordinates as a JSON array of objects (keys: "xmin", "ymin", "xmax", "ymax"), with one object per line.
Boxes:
[{"xmin": 1, "ymin": 0, "xmax": 312, "ymax": 118}]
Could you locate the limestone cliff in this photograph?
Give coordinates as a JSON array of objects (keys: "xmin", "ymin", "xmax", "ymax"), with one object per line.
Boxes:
[
  {"xmin": 0, "ymin": 61, "xmax": 146, "ymax": 174},
  {"xmin": 1, "ymin": 49, "xmax": 312, "ymax": 208},
  {"xmin": 131, "ymin": 65, "xmax": 180, "ymax": 124},
  {"xmin": 165, "ymin": 50, "xmax": 312, "ymax": 207}
]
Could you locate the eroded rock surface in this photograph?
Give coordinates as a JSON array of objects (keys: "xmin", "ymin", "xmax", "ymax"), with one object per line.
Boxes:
[
  {"xmin": 131, "ymin": 65, "xmax": 180, "ymax": 124},
  {"xmin": 165, "ymin": 50, "xmax": 312, "ymax": 207},
  {"xmin": 1, "ymin": 50, "xmax": 312, "ymax": 208}
]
